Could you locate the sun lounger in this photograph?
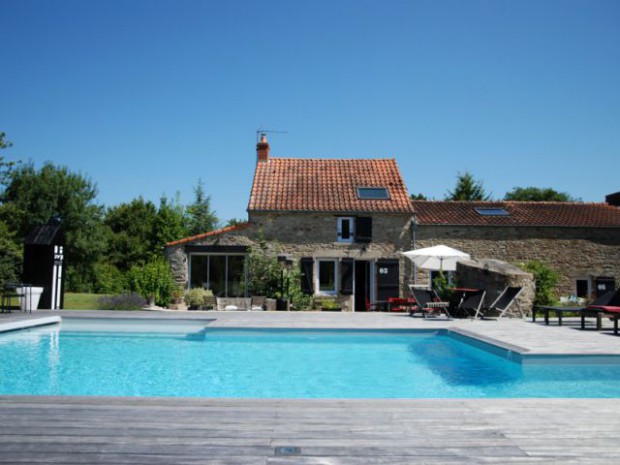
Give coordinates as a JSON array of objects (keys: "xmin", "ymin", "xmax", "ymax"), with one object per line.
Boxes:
[
  {"xmin": 408, "ymin": 286, "xmax": 452, "ymax": 319},
  {"xmin": 455, "ymin": 289, "xmax": 486, "ymax": 318},
  {"xmin": 580, "ymin": 290, "xmax": 620, "ymax": 331},
  {"xmin": 475, "ymin": 286, "xmax": 523, "ymax": 319}
]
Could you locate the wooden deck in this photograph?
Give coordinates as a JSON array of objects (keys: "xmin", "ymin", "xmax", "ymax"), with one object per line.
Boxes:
[
  {"xmin": 1, "ymin": 396, "xmax": 620, "ymax": 464},
  {"xmin": 2, "ymin": 310, "xmax": 620, "ymax": 463}
]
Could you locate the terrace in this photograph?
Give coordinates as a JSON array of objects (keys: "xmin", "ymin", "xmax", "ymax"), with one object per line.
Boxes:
[{"xmin": 1, "ymin": 310, "xmax": 620, "ymax": 464}]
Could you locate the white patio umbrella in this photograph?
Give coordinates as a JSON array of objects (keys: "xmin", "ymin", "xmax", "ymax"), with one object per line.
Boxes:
[{"xmin": 402, "ymin": 245, "xmax": 470, "ymax": 272}]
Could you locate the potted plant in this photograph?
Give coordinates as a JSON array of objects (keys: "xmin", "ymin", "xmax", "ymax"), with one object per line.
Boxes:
[{"xmin": 184, "ymin": 288, "xmax": 207, "ymax": 310}]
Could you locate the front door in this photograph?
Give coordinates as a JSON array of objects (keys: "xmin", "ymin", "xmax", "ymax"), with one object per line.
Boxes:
[{"xmin": 376, "ymin": 259, "xmax": 400, "ymax": 301}]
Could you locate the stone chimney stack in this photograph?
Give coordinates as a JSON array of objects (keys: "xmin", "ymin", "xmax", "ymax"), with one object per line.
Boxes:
[{"xmin": 256, "ymin": 134, "xmax": 270, "ymax": 162}]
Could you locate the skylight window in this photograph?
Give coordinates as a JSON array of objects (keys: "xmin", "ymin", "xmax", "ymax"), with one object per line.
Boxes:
[
  {"xmin": 475, "ymin": 208, "xmax": 510, "ymax": 216},
  {"xmin": 357, "ymin": 187, "xmax": 389, "ymax": 200}
]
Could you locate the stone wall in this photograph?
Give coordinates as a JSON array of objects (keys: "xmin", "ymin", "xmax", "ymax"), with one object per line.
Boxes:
[
  {"xmin": 456, "ymin": 259, "xmax": 535, "ymax": 317},
  {"xmin": 413, "ymin": 225, "xmax": 620, "ymax": 297},
  {"xmin": 165, "ymin": 212, "xmax": 415, "ymax": 308}
]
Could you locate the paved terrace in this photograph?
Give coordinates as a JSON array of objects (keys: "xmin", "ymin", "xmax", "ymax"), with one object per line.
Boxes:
[{"xmin": 1, "ymin": 310, "xmax": 620, "ymax": 464}]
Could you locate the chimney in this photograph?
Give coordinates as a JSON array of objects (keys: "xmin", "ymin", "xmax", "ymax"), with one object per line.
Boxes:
[
  {"xmin": 256, "ymin": 134, "xmax": 270, "ymax": 162},
  {"xmin": 606, "ymin": 191, "xmax": 620, "ymax": 207}
]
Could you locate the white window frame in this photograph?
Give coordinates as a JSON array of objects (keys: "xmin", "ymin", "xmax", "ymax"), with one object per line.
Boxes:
[
  {"xmin": 316, "ymin": 259, "xmax": 338, "ymax": 296},
  {"xmin": 337, "ymin": 217, "xmax": 355, "ymax": 243}
]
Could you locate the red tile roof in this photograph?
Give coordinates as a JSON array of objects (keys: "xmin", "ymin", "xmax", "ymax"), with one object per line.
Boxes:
[
  {"xmin": 166, "ymin": 222, "xmax": 250, "ymax": 247},
  {"xmin": 411, "ymin": 201, "xmax": 620, "ymax": 227},
  {"xmin": 248, "ymin": 158, "xmax": 414, "ymax": 213}
]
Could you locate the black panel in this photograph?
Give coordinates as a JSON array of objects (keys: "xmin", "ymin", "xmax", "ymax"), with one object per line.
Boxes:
[
  {"xmin": 376, "ymin": 259, "xmax": 399, "ymax": 301},
  {"xmin": 300, "ymin": 257, "xmax": 314, "ymax": 294},
  {"xmin": 355, "ymin": 217, "xmax": 372, "ymax": 243},
  {"xmin": 340, "ymin": 258, "xmax": 354, "ymax": 295}
]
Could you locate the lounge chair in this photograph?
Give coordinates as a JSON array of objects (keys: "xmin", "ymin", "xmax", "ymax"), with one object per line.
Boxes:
[
  {"xmin": 580, "ymin": 289, "xmax": 620, "ymax": 331},
  {"xmin": 455, "ymin": 289, "xmax": 486, "ymax": 319},
  {"xmin": 474, "ymin": 286, "xmax": 523, "ymax": 319},
  {"xmin": 408, "ymin": 286, "xmax": 452, "ymax": 319}
]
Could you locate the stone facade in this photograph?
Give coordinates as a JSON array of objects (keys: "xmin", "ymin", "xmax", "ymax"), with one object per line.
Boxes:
[
  {"xmin": 413, "ymin": 225, "xmax": 620, "ymax": 297},
  {"xmin": 165, "ymin": 212, "xmax": 415, "ymax": 311}
]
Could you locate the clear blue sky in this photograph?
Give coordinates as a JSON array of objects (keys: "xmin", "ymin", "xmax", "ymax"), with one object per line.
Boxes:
[{"xmin": 1, "ymin": 0, "xmax": 618, "ymax": 223}]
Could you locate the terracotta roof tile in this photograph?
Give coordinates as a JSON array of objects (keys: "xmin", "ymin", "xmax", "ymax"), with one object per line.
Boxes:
[
  {"xmin": 248, "ymin": 158, "xmax": 414, "ymax": 213},
  {"xmin": 411, "ymin": 201, "xmax": 620, "ymax": 227},
  {"xmin": 165, "ymin": 222, "xmax": 250, "ymax": 247}
]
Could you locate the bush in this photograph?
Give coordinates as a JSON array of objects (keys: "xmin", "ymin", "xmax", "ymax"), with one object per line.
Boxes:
[
  {"xmin": 127, "ymin": 257, "xmax": 175, "ymax": 307},
  {"xmin": 519, "ymin": 260, "xmax": 559, "ymax": 306},
  {"xmin": 184, "ymin": 288, "xmax": 210, "ymax": 308},
  {"xmin": 93, "ymin": 263, "xmax": 126, "ymax": 294},
  {"xmin": 98, "ymin": 292, "xmax": 145, "ymax": 310}
]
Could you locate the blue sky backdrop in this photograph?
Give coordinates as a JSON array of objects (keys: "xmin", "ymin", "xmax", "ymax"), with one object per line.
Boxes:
[{"xmin": 1, "ymin": 0, "xmax": 619, "ymax": 223}]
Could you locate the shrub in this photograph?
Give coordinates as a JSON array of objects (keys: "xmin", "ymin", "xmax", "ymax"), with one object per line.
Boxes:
[
  {"xmin": 93, "ymin": 263, "xmax": 126, "ymax": 294},
  {"xmin": 184, "ymin": 288, "xmax": 208, "ymax": 308},
  {"xmin": 98, "ymin": 292, "xmax": 145, "ymax": 310},
  {"xmin": 127, "ymin": 257, "xmax": 175, "ymax": 307},
  {"xmin": 518, "ymin": 260, "xmax": 560, "ymax": 306}
]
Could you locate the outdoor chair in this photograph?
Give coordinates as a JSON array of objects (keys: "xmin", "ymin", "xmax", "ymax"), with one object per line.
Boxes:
[
  {"xmin": 251, "ymin": 295, "xmax": 266, "ymax": 311},
  {"xmin": 475, "ymin": 286, "xmax": 523, "ymax": 319},
  {"xmin": 202, "ymin": 295, "xmax": 217, "ymax": 310},
  {"xmin": 455, "ymin": 289, "xmax": 486, "ymax": 319},
  {"xmin": 408, "ymin": 286, "xmax": 452, "ymax": 319},
  {"xmin": 580, "ymin": 289, "xmax": 620, "ymax": 331}
]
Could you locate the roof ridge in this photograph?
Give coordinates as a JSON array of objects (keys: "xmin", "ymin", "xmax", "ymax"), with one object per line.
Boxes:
[{"xmin": 166, "ymin": 222, "xmax": 250, "ymax": 247}]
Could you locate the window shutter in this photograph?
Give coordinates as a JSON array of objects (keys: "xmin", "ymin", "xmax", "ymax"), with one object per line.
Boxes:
[
  {"xmin": 340, "ymin": 258, "xmax": 354, "ymax": 295},
  {"xmin": 355, "ymin": 217, "xmax": 372, "ymax": 243},
  {"xmin": 300, "ymin": 257, "xmax": 314, "ymax": 294}
]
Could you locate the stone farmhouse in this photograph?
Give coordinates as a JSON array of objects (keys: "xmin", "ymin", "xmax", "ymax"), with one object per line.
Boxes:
[{"xmin": 165, "ymin": 136, "xmax": 620, "ymax": 310}]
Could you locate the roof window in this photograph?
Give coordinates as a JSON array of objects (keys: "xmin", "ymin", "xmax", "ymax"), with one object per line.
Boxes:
[
  {"xmin": 475, "ymin": 207, "xmax": 510, "ymax": 216},
  {"xmin": 357, "ymin": 187, "xmax": 389, "ymax": 200}
]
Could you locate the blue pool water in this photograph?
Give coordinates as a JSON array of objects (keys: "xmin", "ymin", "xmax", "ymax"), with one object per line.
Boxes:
[{"xmin": 1, "ymin": 319, "xmax": 620, "ymax": 398}]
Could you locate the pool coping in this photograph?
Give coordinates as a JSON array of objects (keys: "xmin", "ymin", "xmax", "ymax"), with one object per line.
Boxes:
[{"xmin": 5, "ymin": 313, "xmax": 620, "ymax": 364}]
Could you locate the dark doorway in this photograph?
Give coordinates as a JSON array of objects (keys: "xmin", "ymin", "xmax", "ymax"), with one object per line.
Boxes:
[
  {"xmin": 354, "ymin": 260, "xmax": 370, "ymax": 312},
  {"xmin": 376, "ymin": 259, "xmax": 399, "ymax": 302}
]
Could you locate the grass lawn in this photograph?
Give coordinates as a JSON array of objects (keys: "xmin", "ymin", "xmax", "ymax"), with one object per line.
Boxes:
[{"xmin": 63, "ymin": 293, "xmax": 111, "ymax": 310}]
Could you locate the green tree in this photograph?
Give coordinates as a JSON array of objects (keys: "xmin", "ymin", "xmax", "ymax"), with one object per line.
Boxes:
[
  {"xmin": 519, "ymin": 260, "xmax": 560, "ymax": 306},
  {"xmin": 0, "ymin": 133, "xmax": 21, "ymax": 286},
  {"xmin": 185, "ymin": 179, "xmax": 219, "ymax": 235},
  {"xmin": 445, "ymin": 172, "xmax": 491, "ymax": 201},
  {"xmin": 224, "ymin": 217, "xmax": 247, "ymax": 228},
  {"xmin": 504, "ymin": 187, "xmax": 577, "ymax": 202},
  {"xmin": 154, "ymin": 194, "xmax": 187, "ymax": 248},
  {"xmin": 0, "ymin": 162, "xmax": 105, "ymax": 291},
  {"xmin": 410, "ymin": 193, "xmax": 427, "ymax": 201},
  {"xmin": 103, "ymin": 197, "xmax": 158, "ymax": 272}
]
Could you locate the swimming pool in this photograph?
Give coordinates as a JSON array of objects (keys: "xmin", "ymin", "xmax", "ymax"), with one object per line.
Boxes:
[{"xmin": 2, "ymin": 318, "xmax": 620, "ymax": 398}]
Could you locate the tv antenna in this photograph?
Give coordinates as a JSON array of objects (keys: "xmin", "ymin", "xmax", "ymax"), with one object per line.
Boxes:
[{"xmin": 256, "ymin": 127, "xmax": 288, "ymax": 142}]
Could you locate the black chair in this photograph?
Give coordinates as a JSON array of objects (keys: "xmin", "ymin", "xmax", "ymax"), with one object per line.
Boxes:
[
  {"xmin": 1, "ymin": 283, "xmax": 32, "ymax": 313},
  {"xmin": 408, "ymin": 286, "xmax": 452, "ymax": 319},
  {"xmin": 475, "ymin": 286, "xmax": 523, "ymax": 319},
  {"xmin": 455, "ymin": 289, "xmax": 486, "ymax": 319}
]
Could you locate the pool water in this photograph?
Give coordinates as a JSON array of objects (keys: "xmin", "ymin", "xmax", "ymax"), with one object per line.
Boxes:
[{"xmin": 1, "ymin": 320, "xmax": 620, "ymax": 398}]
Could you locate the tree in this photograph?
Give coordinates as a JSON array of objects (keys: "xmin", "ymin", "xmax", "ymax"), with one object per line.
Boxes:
[
  {"xmin": 224, "ymin": 217, "xmax": 247, "ymax": 228},
  {"xmin": 154, "ymin": 195, "xmax": 187, "ymax": 248},
  {"xmin": 0, "ymin": 162, "xmax": 105, "ymax": 291},
  {"xmin": 504, "ymin": 187, "xmax": 577, "ymax": 202},
  {"xmin": 185, "ymin": 179, "xmax": 219, "ymax": 235},
  {"xmin": 103, "ymin": 197, "xmax": 158, "ymax": 272},
  {"xmin": 445, "ymin": 172, "xmax": 491, "ymax": 201},
  {"xmin": 410, "ymin": 193, "xmax": 427, "ymax": 201},
  {"xmin": 0, "ymin": 132, "xmax": 17, "ymax": 187}
]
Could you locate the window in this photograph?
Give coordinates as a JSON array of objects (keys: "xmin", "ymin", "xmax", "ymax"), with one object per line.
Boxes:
[
  {"xmin": 474, "ymin": 208, "xmax": 510, "ymax": 216},
  {"xmin": 317, "ymin": 260, "xmax": 337, "ymax": 294},
  {"xmin": 337, "ymin": 217, "xmax": 355, "ymax": 243},
  {"xmin": 189, "ymin": 254, "xmax": 247, "ymax": 297},
  {"xmin": 357, "ymin": 187, "xmax": 389, "ymax": 200},
  {"xmin": 575, "ymin": 279, "xmax": 590, "ymax": 299}
]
